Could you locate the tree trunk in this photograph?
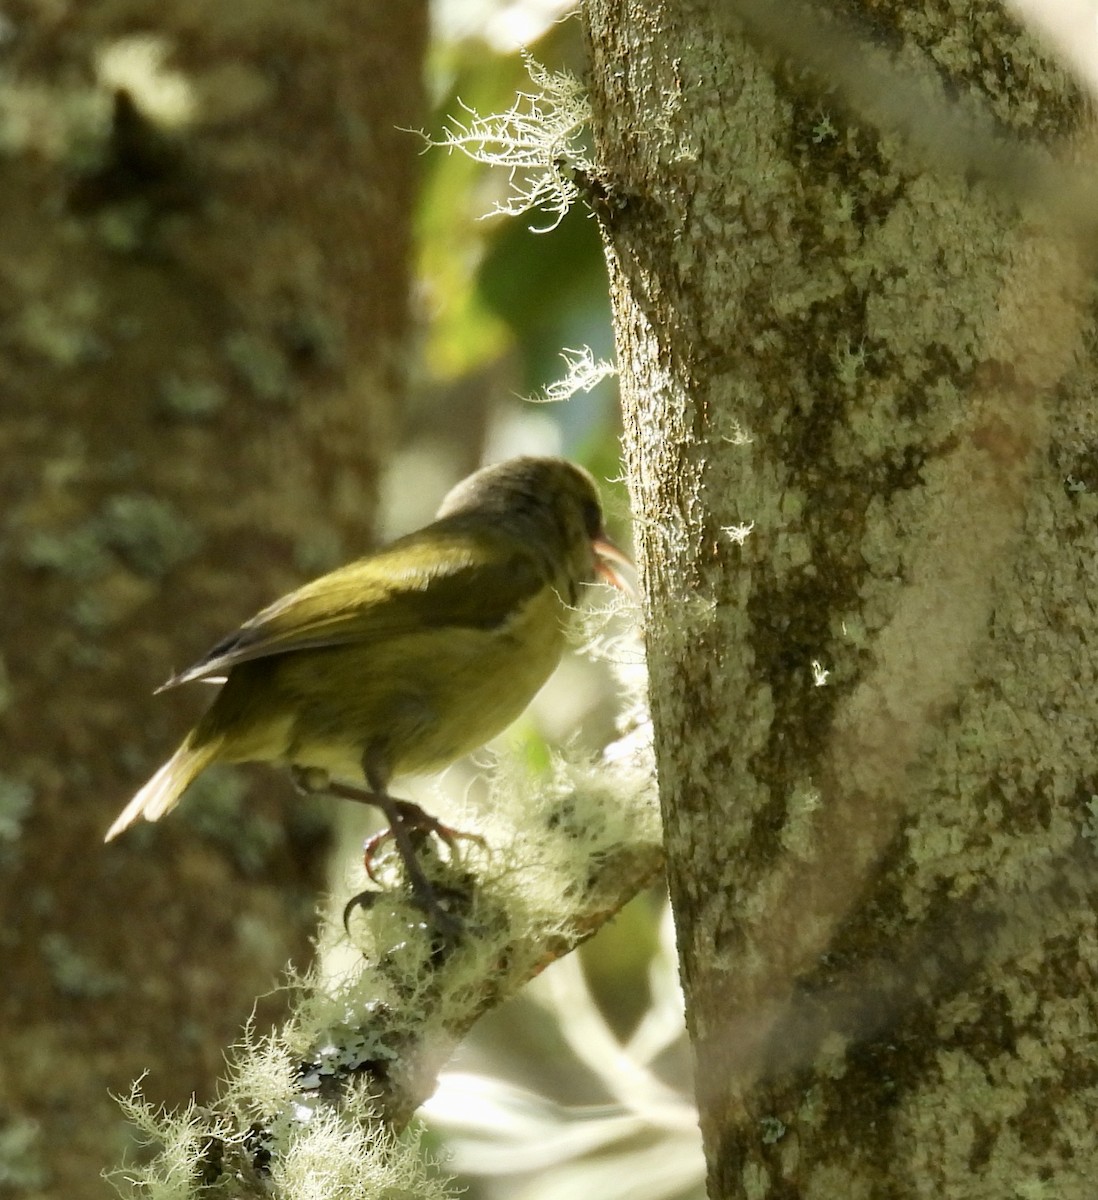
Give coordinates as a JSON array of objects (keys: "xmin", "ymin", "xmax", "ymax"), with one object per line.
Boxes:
[
  {"xmin": 0, "ymin": 4, "xmax": 425, "ymax": 1194},
  {"xmin": 584, "ymin": 0, "xmax": 1098, "ymax": 1194}
]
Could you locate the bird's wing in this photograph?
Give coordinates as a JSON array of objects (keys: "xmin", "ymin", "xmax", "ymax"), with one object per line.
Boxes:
[{"xmin": 158, "ymin": 526, "xmax": 547, "ymax": 690}]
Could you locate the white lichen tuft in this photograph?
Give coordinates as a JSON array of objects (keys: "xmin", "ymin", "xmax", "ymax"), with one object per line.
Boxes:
[
  {"xmin": 269, "ymin": 1088, "xmax": 452, "ymax": 1200},
  {"xmin": 534, "ymin": 346, "xmax": 618, "ymax": 403},
  {"xmin": 220, "ymin": 1022, "xmax": 300, "ymax": 1125},
  {"xmin": 111, "ymin": 1086, "xmax": 228, "ymax": 1200},
  {"xmin": 721, "ymin": 521, "xmax": 755, "ymax": 546},
  {"xmin": 432, "ymin": 54, "xmax": 591, "ymax": 231}
]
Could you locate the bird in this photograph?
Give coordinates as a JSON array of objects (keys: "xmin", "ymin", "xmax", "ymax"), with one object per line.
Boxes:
[{"xmin": 105, "ymin": 456, "xmax": 633, "ymax": 933}]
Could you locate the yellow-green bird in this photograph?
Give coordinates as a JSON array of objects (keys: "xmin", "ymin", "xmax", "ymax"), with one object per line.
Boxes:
[{"xmin": 105, "ymin": 456, "xmax": 631, "ymax": 928}]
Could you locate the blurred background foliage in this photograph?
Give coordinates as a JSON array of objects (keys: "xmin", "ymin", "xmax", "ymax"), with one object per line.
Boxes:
[
  {"xmin": 386, "ymin": 0, "xmax": 619, "ymax": 534},
  {"xmin": 387, "ymin": 3, "xmax": 705, "ymax": 1198}
]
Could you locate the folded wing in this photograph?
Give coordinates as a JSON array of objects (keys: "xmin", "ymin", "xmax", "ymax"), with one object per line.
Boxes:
[{"xmin": 158, "ymin": 525, "xmax": 546, "ymax": 690}]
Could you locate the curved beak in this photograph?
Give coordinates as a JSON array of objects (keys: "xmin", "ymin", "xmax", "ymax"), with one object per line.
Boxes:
[{"xmin": 593, "ymin": 533, "xmax": 638, "ymax": 599}]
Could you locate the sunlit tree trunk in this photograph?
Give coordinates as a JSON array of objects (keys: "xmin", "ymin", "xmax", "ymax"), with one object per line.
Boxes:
[
  {"xmin": 585, "ymin": 0, "xmax": 1098, "ymax": 1193},
  {"xmin": 0, "ymin": 4, "xmax": 425, "ymax": 1193}
]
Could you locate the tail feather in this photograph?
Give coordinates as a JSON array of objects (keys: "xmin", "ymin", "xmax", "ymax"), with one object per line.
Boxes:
[{"xmin": 104, "ymin": 736, "xmax": 220, "ymax": 842}]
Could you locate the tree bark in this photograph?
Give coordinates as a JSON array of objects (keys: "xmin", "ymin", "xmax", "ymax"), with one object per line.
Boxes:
[
  {"xmin": 584, "ymin": 0, "xmax": 1098, "ymax": 1194},
  {"xmin": 0, "ymin": 3, "xmax": 425, "ymax": 1194}
]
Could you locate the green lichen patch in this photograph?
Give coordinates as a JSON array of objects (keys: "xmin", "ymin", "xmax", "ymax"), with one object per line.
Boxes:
[
  {"xmin": 0, "ymin": 774, "xmax": 33, "ymax": 862},
  {"xmin": 180, "ymin": 767, "xmax": 284, "ymax": 876},
  {"xmin": 224, "ymin": 331, "xmax": 295, "ymax": 405},
  {"xmin": 0, "ymin": 1117, "xmax": 48, "ymax": 1191},
  {"xmin": 156, "ymin": 374, "xmax": 226, "ymax": 422},
  {"xmin": 96, "ymin": 493, "xmax": 202, "ymax": 578},
  {"xmin": 40, "ymin": 932, "xmax": 124, "ymax": 999}
]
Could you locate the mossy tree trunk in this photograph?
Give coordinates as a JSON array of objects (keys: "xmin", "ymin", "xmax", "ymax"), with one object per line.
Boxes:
[
  {"xmin": 0, "ymin": 4, "xmax": 425, "ymax": 1194},
  {"xmin": 584, "ymin": 0, "xmax": 1098, "ymax": 1194}
]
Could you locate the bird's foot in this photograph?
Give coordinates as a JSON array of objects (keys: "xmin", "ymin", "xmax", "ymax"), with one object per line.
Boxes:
[
  {"xmin": 322, "ymin": 779, "xmax": 482, "ymax": 943},
  {"xmin": 361, "ymin": 798, "xmax": 487, "ymax": 884}
]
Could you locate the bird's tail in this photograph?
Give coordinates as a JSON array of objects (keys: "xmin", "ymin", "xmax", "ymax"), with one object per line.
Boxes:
[{"xmin": 104, "ymin": 735, "xmax": 220, "ymax": 842}]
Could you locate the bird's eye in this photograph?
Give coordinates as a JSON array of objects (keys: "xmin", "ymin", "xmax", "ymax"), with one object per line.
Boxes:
[{"xmin": 582, "ymin": 498, "xmax": 602, "ymax": 538}]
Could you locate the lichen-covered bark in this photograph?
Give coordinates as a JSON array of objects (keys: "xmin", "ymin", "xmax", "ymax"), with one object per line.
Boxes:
[
  {"xmin": 0, "ymin": 3, "xmax": 425, "ymax": 1194},
  {"xmin": 584, "ymin": 0, "xmax": 1098, "ymax": 1194}
]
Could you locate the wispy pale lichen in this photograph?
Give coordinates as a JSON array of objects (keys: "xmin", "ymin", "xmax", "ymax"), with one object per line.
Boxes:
[
  {"xmin": 432, "ymin": 55, "xmax": 592, "ymax": 231},
  {"xmin": 534, "ymin": 346, "xmax": 617, "ymax": 404}
]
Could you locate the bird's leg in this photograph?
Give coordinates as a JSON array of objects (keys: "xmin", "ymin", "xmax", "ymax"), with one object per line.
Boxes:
[
  {"xmin": 295, "ymin": 765, "xmax": 485, "ymax": 882},
  {"xmin": 297, "ymin": 756, "xmax": 472, "ymax": 940}
]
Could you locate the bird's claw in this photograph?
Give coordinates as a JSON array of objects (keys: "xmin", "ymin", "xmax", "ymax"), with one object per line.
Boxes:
[
  {"xmin": 341, "ymin": 879, "xmax": 468, "ymax": 944},
  {"xmin": 342, "ymin": 886, "xmax": 381, "ymax": 934}
]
